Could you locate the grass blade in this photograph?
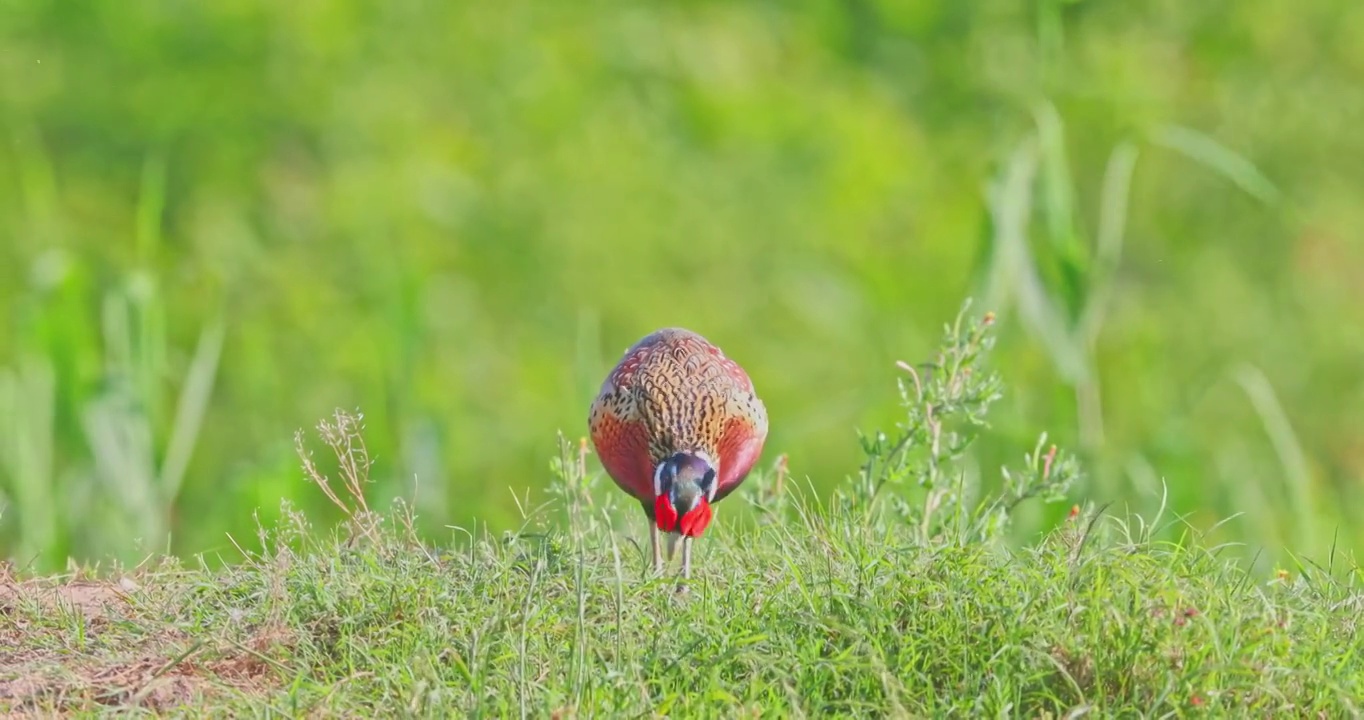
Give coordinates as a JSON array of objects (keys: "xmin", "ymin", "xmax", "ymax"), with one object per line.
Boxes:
[
  {"xmin": 1151, "ymin": 124, "xmax": 1281, "ymax": 205},
  {"xmin": 159, "ymin": 315, "xmax": 226, "ymax": 503},
  {"xmin": 1231, "ymin": 363, "xmax": 1316, "ymax": 554}
]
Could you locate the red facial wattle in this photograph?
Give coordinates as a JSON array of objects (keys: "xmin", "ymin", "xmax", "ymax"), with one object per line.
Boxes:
[
  {"xmin": 677, "ymin": 499, "xmax": 713, "ymax": 537},
  {"xmin": 654, "ymin": 494, "xmax": 679, "ymax": 532}
]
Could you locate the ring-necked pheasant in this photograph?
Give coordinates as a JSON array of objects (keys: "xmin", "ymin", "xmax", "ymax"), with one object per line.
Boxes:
[{"xmin": 588, "ymin": 328, "xmax": 768, "ymax": 580}]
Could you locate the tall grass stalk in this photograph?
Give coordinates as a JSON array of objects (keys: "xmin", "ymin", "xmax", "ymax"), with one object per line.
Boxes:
[
  {"xmin": 976, "ymin": 100, "xmax": 1302, "ymax": 555},
  {"xmin": 0, "ymin": 144, "xmax": 225, "ymax": 569},
  {"xmin": 1233, "ymin": 363, "xmax": 1319, "ymax": 557},
  {"xmin": 0, "ymin": 355, "xmax": 58, "ymax": 567}
]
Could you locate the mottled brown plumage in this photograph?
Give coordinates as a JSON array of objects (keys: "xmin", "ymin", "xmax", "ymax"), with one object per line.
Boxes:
[{"xmin": 588, "ymin": 327, "xmax": 768, "ymax": 581}]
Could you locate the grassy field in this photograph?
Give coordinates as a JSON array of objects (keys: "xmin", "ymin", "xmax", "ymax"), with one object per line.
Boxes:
[
  {"xmin": 5, "ymin": 4, "xmax": 1364, "ymax": 714},
  {"xmin": 4, "ymin": 313, "xmax": 1361, "ymax": 717},
  {"xmin": 6, "ymin": 477, "xmax": 1361, "ymax": 717},
  {"xmin": 4, "ymin": 0, "xmax": 1364, "ymax": 574}
]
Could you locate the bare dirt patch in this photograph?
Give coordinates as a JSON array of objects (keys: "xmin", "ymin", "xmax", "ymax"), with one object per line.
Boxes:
[
  {"xmin": 1, "ymin": 566, "xmax": 287, "ymax": 716},
  {"xmin": 0, "ymin": 575, "xmax": 135, "ymax": 621}
]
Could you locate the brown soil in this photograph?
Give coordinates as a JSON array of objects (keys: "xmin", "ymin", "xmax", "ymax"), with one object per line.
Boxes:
[{"xmin": 0, "ymin": 566, "xmax": 286, "ymax": 716}]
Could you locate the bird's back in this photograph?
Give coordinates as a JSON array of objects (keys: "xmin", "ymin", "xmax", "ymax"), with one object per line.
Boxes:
[{"xmin": 589, "ymin": 328, "xmax": 768, "ymax": 503}]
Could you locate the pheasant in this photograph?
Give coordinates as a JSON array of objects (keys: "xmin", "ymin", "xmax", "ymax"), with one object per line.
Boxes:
[{"xmin": 588, "ymin": 327, "xmax": 768, "ymax": 581}]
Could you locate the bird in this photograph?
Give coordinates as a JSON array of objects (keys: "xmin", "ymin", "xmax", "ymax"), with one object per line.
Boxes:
[{"xmin": 587, "ymin": 327, "xmax": 768, "ymax": 582}]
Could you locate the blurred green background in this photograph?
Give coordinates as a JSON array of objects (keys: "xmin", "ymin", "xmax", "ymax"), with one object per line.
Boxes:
[{"xmin": 3, "ymin": 0, "xmax": 1362, "ymax": 572}]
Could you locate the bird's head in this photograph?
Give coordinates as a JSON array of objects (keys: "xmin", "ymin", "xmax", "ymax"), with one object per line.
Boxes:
[{"xmin": 652, "ymin": 451, "xmax": 717, "ymax": 538}]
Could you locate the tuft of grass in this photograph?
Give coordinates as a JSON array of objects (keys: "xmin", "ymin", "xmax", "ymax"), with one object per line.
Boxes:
[{"xmin": 3, "ymin": 305, "xmax": 1361, "ymax": 717}]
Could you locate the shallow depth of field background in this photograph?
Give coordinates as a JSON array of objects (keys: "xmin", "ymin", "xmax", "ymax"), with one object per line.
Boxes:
[{"xmin": 2, "ymin": 0, "xmax": 1362, "ymax": 572}]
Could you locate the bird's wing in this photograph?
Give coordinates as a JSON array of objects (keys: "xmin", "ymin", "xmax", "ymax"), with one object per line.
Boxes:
[
  {"xmin": 711, "ymin": 380, "xmax": 768, "ymax": 503},
  {"xmin": 588, "ymin": 331, "xmax": 678, "ymax": 503},
  {"xmin": 589, "ymin": 375, "xmax": 656, "ymax": 504}
]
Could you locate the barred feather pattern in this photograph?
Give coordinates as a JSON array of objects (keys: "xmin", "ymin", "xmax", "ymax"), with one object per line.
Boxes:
[{"xmin": 588, "ymin": 328, "xmax": 768, "ymax": 509}]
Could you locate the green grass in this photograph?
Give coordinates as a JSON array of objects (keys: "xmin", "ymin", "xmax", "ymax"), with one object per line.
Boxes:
[
  {"xmin": 4, "ymin": 451, "xmax": 1361, "ymax": 717},
  {"xmin": 4, "ymin": 308, "xmax": 1361, "ymax": 717}
]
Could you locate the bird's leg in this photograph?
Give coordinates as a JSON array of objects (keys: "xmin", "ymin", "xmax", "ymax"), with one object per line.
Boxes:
[
  {"xmin": 674, "ymin": 537, "xmax": 695, "ymax": 595},
  {"xmin": 650, "ymin": 522, "xmax": 663, "ymax": 575}
]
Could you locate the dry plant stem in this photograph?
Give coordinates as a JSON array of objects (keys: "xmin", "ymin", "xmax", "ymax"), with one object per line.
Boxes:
[
  {"xmin": 576, "ymin": 438, "xmax": 590, "ymax": 499},
  {"xmin": 774, "ymin": 453, "xmax": 788, "ymax": 497},
  {"xmin": 921, "ymin": 404, "xmax": 943, "ymax": 540},
  {"xmin": 650, "ymin": 524, "xmax": 662, "ymax": 574},
  {"xmin": 293, "ymin": 409, "xmax": 379, "ymax": 546}
]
